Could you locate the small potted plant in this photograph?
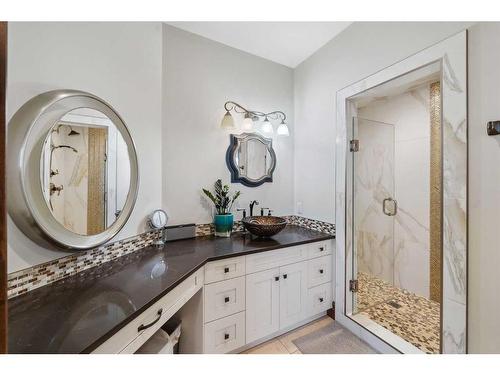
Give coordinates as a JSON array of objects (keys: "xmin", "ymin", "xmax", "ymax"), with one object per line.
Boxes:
[{"xmin": 202, "ymin": 179, "xmax": 241, "ymax": 237}]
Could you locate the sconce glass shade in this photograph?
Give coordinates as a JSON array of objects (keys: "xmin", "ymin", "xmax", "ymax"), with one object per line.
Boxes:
[
  {"xmin": 261, "ymin": 118, "xmax": 273, "ymax": 135},
  {"xmin": 277, "ymin": 121, "xmax": 290, "ymax": 136},
  {"xmin": 220, "ymin": 111, "xmax": 235, "ymax": 129},
  {"xmin": 242, "ymin": 113, "xmax": 254, "ymax": 131}
]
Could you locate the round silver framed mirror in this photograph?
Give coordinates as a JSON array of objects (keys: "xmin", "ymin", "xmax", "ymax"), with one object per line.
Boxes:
[{"xmin": 7, "ymin": 90, "xmax": 139, "ymax": 250}]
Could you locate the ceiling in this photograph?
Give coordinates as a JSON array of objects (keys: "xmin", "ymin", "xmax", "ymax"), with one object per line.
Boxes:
[{"xmin": 166, "ymin": 22, "xmax": 351, "ymax": 68}]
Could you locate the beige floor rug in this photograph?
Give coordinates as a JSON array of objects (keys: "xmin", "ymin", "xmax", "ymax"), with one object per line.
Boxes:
[{"xmin": 292, "ymin": 321, "xmax": 378, "ymax": 354}]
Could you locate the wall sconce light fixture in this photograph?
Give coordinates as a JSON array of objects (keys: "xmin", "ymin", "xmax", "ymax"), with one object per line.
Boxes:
[
  {"xmin": 220, "ymin": 110, "xmax": 235, "ymax": 130},
  {"xmin": 220, "ymin": 101, "xmax": 289, "ymax": 136}
]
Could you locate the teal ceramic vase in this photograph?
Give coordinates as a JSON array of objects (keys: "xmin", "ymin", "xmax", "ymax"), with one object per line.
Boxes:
[{"xmin": 214, "ymin": 213, "xmax": 234, "ymax": 237}]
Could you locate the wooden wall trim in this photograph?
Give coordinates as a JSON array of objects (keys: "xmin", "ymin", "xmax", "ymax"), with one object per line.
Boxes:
[{"xmin": 0, "ymin": 21, "xmax": 7, "ymax": 354}]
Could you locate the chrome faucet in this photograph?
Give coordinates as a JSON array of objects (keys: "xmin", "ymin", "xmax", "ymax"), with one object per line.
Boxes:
[{"xmin": 249, "ymin": 200, "xmax": 259, "ymax": 217}]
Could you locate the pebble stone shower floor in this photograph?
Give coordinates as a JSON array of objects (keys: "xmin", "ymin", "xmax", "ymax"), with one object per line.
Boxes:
[{"xmin": 356, "ymin": 272, "xmax": 440, "ymax": 354}]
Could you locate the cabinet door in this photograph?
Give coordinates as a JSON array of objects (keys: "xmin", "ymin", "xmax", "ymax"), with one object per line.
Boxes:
[
  {"xmin": 279, "ymin": 261, "xmax": 308, "ymax": 330},
  {"xmin": 246, "ymin": 268, "xmax": 280, "ymax": 344}
]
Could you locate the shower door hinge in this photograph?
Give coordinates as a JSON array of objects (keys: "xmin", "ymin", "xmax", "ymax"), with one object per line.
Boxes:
[
  {"xmin": 349, "ymin": 279, "xmax": 359, "ymax": 292},
  {"xmin": 349, "ymin": 139, "xmax": 359, "ymax": 152}
]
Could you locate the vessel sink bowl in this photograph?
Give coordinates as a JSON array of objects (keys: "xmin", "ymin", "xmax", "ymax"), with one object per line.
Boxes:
[{"xmin": 242, "ymin": 216, "xmax": 287, "ymax": 237}]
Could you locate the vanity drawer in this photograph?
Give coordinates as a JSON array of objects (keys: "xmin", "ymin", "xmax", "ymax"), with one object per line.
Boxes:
[
  {"xmin": 93, "ymin": 268, "xmax": 204, "ymax": 354},
  {"xmin": 246, "ymin": 245, "xmax": 308, "ymax": 274},
  {"xmin": 205, "ymin": 256, "xmax": 245, "ymax": 284},
  {"xmin": 204, "ymin": 276, "xmax": 245, "ymax": 323},
  {"xmin": 308, "ymin": 241, "xmax": 332, "ymax": 259},
  {"xmin": 308, "ymin": 282, "xmax": 333, "ymax": 316},
  {"xmin": 307, "ymin": 255, "xmax": 332, "ymax": 288},
  {"xmin": 204, "ymin": 311, "xmax": 246, "ymax": 354}
]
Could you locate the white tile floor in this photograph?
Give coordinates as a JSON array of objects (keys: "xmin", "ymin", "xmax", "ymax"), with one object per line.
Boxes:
[{"xmin": 242, "ymin": 315, "xmax": 333, "ymax": 354}]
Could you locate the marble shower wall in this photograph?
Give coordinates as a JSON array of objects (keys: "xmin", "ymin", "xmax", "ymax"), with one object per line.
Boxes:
[
  {"xmin": 441, "ymin": 42, "xmax": 468, "ymax": 354},
  {"xmin": 358, "ymin": 83, "xmax": 432, "ymax": 299},
  {"xmin": 49, "ymin": 124, "xmax": 91, "ymax": 235}
]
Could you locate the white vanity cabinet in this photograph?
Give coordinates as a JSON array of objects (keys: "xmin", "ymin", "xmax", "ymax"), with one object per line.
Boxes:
[
  {"xmin": 244, "ymin": 241, "xmax": 332, "ymax": 348},
  {"xmin": 245, "ymin": 261, "xmax": 309, "ymax": 344},
  {"xmin": 203, "ymin": 256, "xmax": 247, "ymax": 353},
  {"xmin": 92, "ymin": 268, "xmax": 204, "ymax": 354},
  {"xmin": 202, "ymin": 240, "xmax": 333, "ymax": 353},
  {"xmin": 93, "ymin": 239, "xmax": 333, "ymax": 354},
  {"xmin": 306, "ymin": 243, "xmax": 333, "ymax": 318}
]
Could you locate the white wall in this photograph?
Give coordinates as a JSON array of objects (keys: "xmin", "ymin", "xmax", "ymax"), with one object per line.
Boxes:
[
  {"xmin": 162, "ymin": 25, "xmax": 294, "ymax": 225},
  {"xmin": 7, "ymin": 22, "xmax": 164, "ymax": 272},
  {"xmin": 7, "ymin": 23, "xmax": 294, "ymax": 272},
  {"xmin": 293, "ymin": 22, "xmax": 471, "ymax": 223},
  {"xmin": 467, "ymin": 22, "xmax": 500, "ymax": 354}
]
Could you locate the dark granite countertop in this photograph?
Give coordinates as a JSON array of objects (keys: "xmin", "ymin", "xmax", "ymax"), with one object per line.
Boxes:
[{"xmin": 8, "ymin": 225, "xmax": 334, "ymax": 354}]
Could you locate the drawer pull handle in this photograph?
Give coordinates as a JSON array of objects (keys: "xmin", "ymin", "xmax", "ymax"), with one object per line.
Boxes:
[
  {"xmin": 319, "ymin": 269, "xmax": 324, "ymax": 274},
  {"xmin": 319, "ymin": 247, "xmax": 324, "ymax": 251},
  {"xmin": 224, "ymin": 296, "xmax": 230, "ymax": 303},
  {"xmin": 224, "ymin": 333, "xmax": 230, "ymax": 340},
  {"xmin": 283, "ymin": 274, "xmax": 287, "ymax": 279},
  {"xmin": 224, "ymin": 267, "xmax": 230, "ymax": 273},
  {"xmin": 319, "ymin": 297, "xmax": 324, "ymax": 303},
  {"xmin": 275, "ymin": 276, "xmax": 280, "ymax": 281},
  {"xmin": 137, "ymin": 308, "xmax": 163, "ymax": 332}
]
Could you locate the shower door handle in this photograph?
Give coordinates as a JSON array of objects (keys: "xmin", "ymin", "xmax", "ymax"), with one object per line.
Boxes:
[{"xmin": 383, "ymin": 198, "xmax": 398, "ymax": 216}]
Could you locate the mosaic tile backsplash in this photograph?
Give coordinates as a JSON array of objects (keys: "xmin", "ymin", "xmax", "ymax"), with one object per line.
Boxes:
[
  {"xmin": 7, "ymin": 230, "xmax": 159, "ymax": 299},
  {"xmin": 284, "ymin": 215, "xmax": 336, "ymax": 235},
  {"xmin": 8, "ymin": 215, "xmax": 334, "ymax": 298}
]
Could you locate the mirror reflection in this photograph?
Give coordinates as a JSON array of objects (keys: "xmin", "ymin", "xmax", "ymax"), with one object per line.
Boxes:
[
  {"xmin": 236, "ymin": 138, "xmax": 272, "ymax": 180},
  {"xmin": 226, "ymin": 133, "xmax": 276, "ymax": 187},
  {"xmin": 41, "ymin": 108, "xmax": 131, "ymax": 235}
]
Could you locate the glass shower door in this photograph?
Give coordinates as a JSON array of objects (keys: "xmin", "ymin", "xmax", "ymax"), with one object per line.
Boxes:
[{"xmin": 351, "ymin": 117, "xmax": 396, "ymax": 314}]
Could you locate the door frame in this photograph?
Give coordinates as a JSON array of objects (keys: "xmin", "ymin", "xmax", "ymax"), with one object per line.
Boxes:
[
  {"xmin": 0, "ymin": 21, "xmax": 7, "ymax": 354},
  {"xmin": 335, "ymin": 31, "xmax": 468, "ymax": 354}
]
